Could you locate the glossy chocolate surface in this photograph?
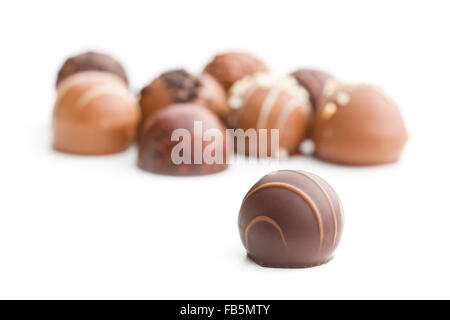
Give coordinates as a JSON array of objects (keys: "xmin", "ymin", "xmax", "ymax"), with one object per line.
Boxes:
[{"xmin": 238, "ymin": 170, "xmax": 344, "ymax": 268}]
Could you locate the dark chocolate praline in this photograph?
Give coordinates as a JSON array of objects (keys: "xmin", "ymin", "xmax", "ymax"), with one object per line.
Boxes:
[
  {"xmin": 56, "ymin": 51, "xmax": 128, "ymax": 87},
  {"xmin": 238, "ymin": 170, "xmax": 344, "ymax": 268},
  {"xmin": 138, "ymin": 104, "xmax": 228, "ymax": 176}
]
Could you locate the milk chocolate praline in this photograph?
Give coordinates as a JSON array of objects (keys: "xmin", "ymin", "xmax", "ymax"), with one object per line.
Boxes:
[
  {"xmin": 312, "ymin": 82, "xmax": 408, "ymax": 165},
  {"xmin": 204, "ymin": 52, "xmax": 269, "ymax": 91},
  {"xmin": 291, "ymin": 69, "xmax": 334, "ymax": 110},
  {"xmin": 56, "ymin": 51, "xmax": 128, "ymax": 87},
  {"xmin": 228, "ymin": 73, "xmax": 311, "ymax": 157},
  {"xmin": 53, "ymin": 71, "xmax": 140, "ymax": 155},
  {"xmin": 138, "ymin": 104, "xmax": 228, "ymax": 176},
  {"xmin": 139, "ymin": 70, "xmax": 229, "ymax": 123},
  {"xmin": 238, "ymin": 170, "xmax": 344, "ymax": 268}
]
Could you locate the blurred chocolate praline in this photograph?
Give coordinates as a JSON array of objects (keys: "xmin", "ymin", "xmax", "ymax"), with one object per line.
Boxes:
[
  {"xmin": 228, "ymin": 73, "xmax": 312, "ymax": 157},
  {"xmin": 139, "ymin": 70, "xmax": 229, "ymax": 124},
  {"xmin": 204, "ymin": 52, "xmax": 269, "ymax": 91},
  {"xmin": 56, "ymin": 51, "xmax": 128, "ymax": 87},
  {"xmin": 312, "ymin": 82, "xmax": 408, "ymax": 165},
  {"xmin": 53, "ymin": 71, "xmax": 140, "ymax": 155},
  {"xmin": 138, "ymin": 104, "xmax": 228, "ymax": 176}
]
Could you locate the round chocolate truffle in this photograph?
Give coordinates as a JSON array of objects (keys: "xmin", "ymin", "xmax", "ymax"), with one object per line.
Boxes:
[
  {"xmin": 312, "ymin": 82, "xmax": 408, "ymax": 165},
  {"xmin": 138, "ymin": 104, "xmax": 228, "ymax": 176},
  {"xmin": 291, "ymin": 69, "xmax": 334, "ymax": 110},
  {"xmin": 56, "ymin": 51, "xmax": 128, "ymax": 87},
  {"xmin": 53, "ymin": 71, "xmax": 140, "ymax": 155},
  {"xmin": 139, "ymin": 70, "xmax": 229, "ymax": 123},
  {"xmin": 203, "ymin": 52, "xmax": 269, "ymax": 91},
  {"xmin": 197, "ymin": 73, "xmax": 229, "ymax": 119},
  {"xmin": 238, "ymin": 170, "xmax": 344, "ymax": 268},
  {"xmin": 228, "ymin": 73, "xmax": 312, "ymax": 157}
]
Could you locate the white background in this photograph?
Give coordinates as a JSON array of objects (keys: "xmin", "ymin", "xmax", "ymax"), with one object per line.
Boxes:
[{"xmin": 0, "ymin": 0, "xmax": 449, "ymax": 299}]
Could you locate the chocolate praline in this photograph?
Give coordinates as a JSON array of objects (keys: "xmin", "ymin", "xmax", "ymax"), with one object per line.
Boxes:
[
  {"xmin": 56, "ymin": 51, "xmax": 128, "ymax": 87},
  {"xmin": 228, "ymin": 73, "xmax": 311, "ymax": 157},
  {"xmin": 203, "ymin": 52, "xmax": 269, "ymax": 91},
  {"xmin": 312, "ymin": 82, "xmax": 408, "ymax": 165},
  {"xmin": 238, "ymin": 170, "xmax": 344, "ymax": 268},
  {"xmin": 53, "ymin": 71, "xmax": 140, "ymax": 155},
  {"xmin": 291, "ymin": 69, "xmax": 334, "ymax": 110},
  {"xmin": 139, "ymin": 70, "xmax": 229, "ymax": 123},
  {"xmin": 138, "ymin": 104, "xmax": 228, "ymax": 176}
]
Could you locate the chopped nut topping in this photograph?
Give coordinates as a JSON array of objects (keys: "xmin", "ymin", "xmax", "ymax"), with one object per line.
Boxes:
[
  {"xmin": 228, "ymin": 73, "xmax": 311, "ymax": 110},
  {"xmin": 323, "ymin": 80, "xmax": 340, "ymax": 97},
  {"xmin": 322, "ymin": 102, "xmax": 337, "ymax": 119},
  {"xmin": 336, "ymin": 92, "xmax": 350, "ymax": 105},
  {"xmin": 323, "ymin": 80, "xmax": 353, "ymax": 97},
  {"xmin": 228, "ymin": 72, "xmax": 274, "ymax": 109}
]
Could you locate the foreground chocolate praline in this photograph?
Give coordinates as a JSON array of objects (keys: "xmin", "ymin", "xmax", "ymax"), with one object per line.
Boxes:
[
  {"xmin": 238, "ymin": 170, "xmax": 344, "ymax": 268},
  {"xmin": 53, "ymin": 71, "xmax": 140, "ymax": 155},
  {"xmin": 228, "ymin": 73, "xmax": 312, "ymax": 157},
  {"xmin": 291, "ymin": 69, "xmax": 334, "ymax": 110},
  {"xmin": 312, "ymin": 82, "xmax": 408, "ymax": 165},
  {"xmin": 139, "ymin": 70, "xmax": 228, "ymax": 123},
  {"xmin": 138, "ymin": 104, "xmax": 228, "ymax": 176},
  {"xmin": 56, "ymin": 51, "xmax": 128, "ymax": 87},
  {"xmin": 204, "ymin": 52, "xmax": 269, "ymax": 91}
]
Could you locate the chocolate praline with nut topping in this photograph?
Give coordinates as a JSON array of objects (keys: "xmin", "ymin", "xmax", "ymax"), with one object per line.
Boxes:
[
  {"xmin": 56, "ymin": 51, "xmax": 128, "ymax": 87},
  {"xmin": 203, "ymin": 52, "xmax": 269, "ymax": 91},
  {"xmin": 238, "ymin": 170, "xmax": 344, "ymax": 268},
  {"xmin": 228, "ymin": 73, "xmax": 312, "ymax": 157},
  {"xmin": 290, "ymin": 69, "xmax": 334, "ymax": 110},
  {"xmin": 139, "ymin": 70, "xmax": 229, "ymax": 123},
  {"xmin": 138, "ymin": 104, "xmax": 228, "ymax": 176},
  {"xmin": 312, "ymin": 82, "xmax": 408, "ymax": 165}
]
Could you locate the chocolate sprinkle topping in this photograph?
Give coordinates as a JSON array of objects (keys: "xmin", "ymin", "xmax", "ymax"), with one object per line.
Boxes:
[{"xmin": 161, "ymin": 69, "xmax": 201, "ymax": 102}]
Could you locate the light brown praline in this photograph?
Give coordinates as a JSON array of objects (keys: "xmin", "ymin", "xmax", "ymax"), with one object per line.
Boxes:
[
  {"xmin": 203, "ymin": 52, "xmax": 269, "ymax": 91},
  {"xmin": 312, "ymin": 83, "xmax": 408, "ymax": 165},
  {"xmin": 53, "ymin": 71, "xmax": 140, "ymax": 155},
  {"xmin": 228, "ymin": 74, "xmax": 311, "ymax": 157}
]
